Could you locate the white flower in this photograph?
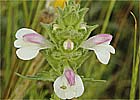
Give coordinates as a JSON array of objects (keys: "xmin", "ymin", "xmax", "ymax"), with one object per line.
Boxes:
[
  {"xmin": 63, "ymin": 39, "xmax": 74, "ymax": 50},
  {"xmin": 80, "ymin": 34, "xmax": 115, "ymax": 64},
  {"xmin": 53, "ymin": 68, "xmax": 84, "ymax": 99},
  {"xmin": 14, "ymin": 28, "xmax": 53, "ymax": 60}
]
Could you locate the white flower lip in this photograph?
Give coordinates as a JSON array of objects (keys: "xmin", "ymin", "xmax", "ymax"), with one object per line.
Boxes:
[
  {"xmin": 80, "ymin": 34, "xmax": 115, "ymax": 64},
  {"xmin": 53, "ymin": 68, "xmax": 84, "ymax": 99},
  {"xmin": 14, "ymin": 28, "xmax": 52, "ymax": 60}
]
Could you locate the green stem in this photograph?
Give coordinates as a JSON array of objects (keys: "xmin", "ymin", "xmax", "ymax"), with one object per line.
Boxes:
[
  {"xmin": 101, "ymin": 0, "xmax": 116, "ymax": 33},
  {"xmin": 31, "ymin": 1, "xmax": 44, "ymax": 29},
  {"xmin": 130, "ymin": 11, "xmax": 138, "ymax": 100},
  {"xmin": 27, "ymin": 1, "xmax": 36, "ymax": 26},
  {"xmin": 23, "ymin": 1, "xmax": 28, "ymax": 26},
  {"xmin": 5, "ymin": 1, "xmax": 12, "ymax": 86}
]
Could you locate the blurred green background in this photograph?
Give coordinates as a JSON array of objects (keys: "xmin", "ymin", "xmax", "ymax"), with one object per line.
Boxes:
[{"xmin": 0, "ymin": 0, "xmax": 139, "ymax": 99}]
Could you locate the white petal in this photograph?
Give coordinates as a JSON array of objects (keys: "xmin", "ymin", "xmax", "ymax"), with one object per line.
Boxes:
[
  {"xmin": 16, "ymin": 46, "xmax": 40, "ymax": 60},
  {"xmin": 16, "ymin": 28, "xmax": 37, "ymax": 39},
  {"xmin": 108, "ymin": 45, "xmax": 115, "ymax": 54},
  {"xmin": 53, "ymin": 76, "xmax": 67, "ymax": 99},
  {"xmin": 65, "ymin": 88, "xmax": 75, "ymax": 99},
  {"xmin": 14, "ymin": 39, "xmax": 25, "ymax": 48},
  {"xmin": 93, "ymin": 45, "xmax": 111, "ymax": 64},
  {"xmin": 74, "ymin": 75, "xmax": 84, "ymax": 98}
]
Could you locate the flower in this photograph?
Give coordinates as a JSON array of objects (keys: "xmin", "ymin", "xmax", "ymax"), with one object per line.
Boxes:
[
  {"xmin": 80, "ymin": 34, "xmax": 115, "ymax": 64},
  {"xmin": 45, "ymin": 0, "xmax": 66, "ymax": 10},
  {"xmin": 14, "ymin": 28, "xmax": 53, "ymax": 60},
  {"xmin": 53, "ymin": 68, "xmax": 84, "ymax": 99},
  {"xmin": 63, "ymin": 39, "xmax": 74, "ymax": 50},
  {"xmin": 53, "ymin": 0, "xmax": 66, "ymax": 8}
]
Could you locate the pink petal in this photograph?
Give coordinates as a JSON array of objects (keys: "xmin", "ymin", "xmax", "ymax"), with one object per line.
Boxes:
[
  {"xmin": 88, "ymin": 34, "xmax": 113, "ymax": 45},
  {"xmin": 64, "ymin": 68, "xmax": 75, "ymax": 86},
  {"xmin": 23, "ymin": 33, "xmax": 46, "ymax": 45}
]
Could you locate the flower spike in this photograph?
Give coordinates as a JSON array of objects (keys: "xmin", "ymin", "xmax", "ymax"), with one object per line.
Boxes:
[{"xmin": 14, "ymin": 28, "xmax": 53, "ymax": 60}]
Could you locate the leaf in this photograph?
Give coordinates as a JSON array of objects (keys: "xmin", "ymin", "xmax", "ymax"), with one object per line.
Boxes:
[
  {"xmin": 40, "ymin": 23, "xmax": 57, "ymax": 44},
  {"xmin": 78, "ymin": 8, "xmax": 89, "ymax": 20},
  {"xmin": 82, "ymin": 77, "xmax": 107, "ymax": 83},
  {"xmin": 76, "ymin": 8, "xmax": 89, "ymax": 25},
  {"xmin": 82, "ymin": 24, "xmax": 99, "ymax": 41},
  {"xmin": 50, "ymin": 93, "xmax": 60, "ymax": 100},
  {"xmin": 70, "ymin": 50, "xmax": 91, "ymax": 70},
  {"xmin": 15, "ymin": 71, "xmax": 57, "ymax": 82},
  {"xmin": 45, "ymin": 52, "xmax": 63, "ymax": 75}
]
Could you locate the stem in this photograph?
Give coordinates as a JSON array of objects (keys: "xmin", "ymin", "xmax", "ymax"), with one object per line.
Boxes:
[
  {"xmin": 23, "ymin": 1, "xmax": 28, "ymax": 25},
  {"xmin": 31, "ymin": 1, "xmax": 44, "ymax": 29},
  {"xmin": 101, "ymin": 0, "xmax": 116, "ymax": 33},
  {"xmin": 5, "ymin": 1, "xmax": 12, "ymax": 86},
  {"xmin": 129, "ymin": 11, "xmax": 138, "ymax": 100}
]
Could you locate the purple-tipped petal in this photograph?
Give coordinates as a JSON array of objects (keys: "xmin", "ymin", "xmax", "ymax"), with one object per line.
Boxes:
[
  {"xmin": 88, "ymin": 34, "xmax": 112, "ymax": 45},
  {"xmin": 64, "ymin": 68, "xmax": 75, "ymax": 86},
  {"xmin": 23, "ymin": 33, "xmax": 46, "ymax": 45},
  {"xmin": 15, "ymin": 28, "xmax": 37, "ymax": 38}
]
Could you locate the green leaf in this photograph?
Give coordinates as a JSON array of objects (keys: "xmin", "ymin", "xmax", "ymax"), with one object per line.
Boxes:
[
  {"xmin": 63, "ymin": 12, "xmax": 79, "ymax": 26},
  {"xmin": 83, "ymin": 24, "xmax": 99, "ymax": 41},
  {"xmin": 70, "ymin": 50, "xmax": 91, "ymax": 70},
  {"xmin": 82, "ymin": 77, "xmax": 107, "ymax": 83},
  {"xmin": 76, "ymin": 8, "xmax": 89, "ymax": 25},
  {"xmin": 79, "ymin": 8, "xmax": 89, "ymax": 20},
  {"xmin": 57, "ymin": 7, "xmax": 63, "ymax": 16},
  {"xmin": 40, "ymin": 23, "xmax": 57, "ymax": 44},
  {"xmin": 45, "ymin": 51, "xmax": 63, "ymax": 75},
  {"xmin": 50, "ymin": 93, "xmax": 60, "ymax": 100},
  {"xmin": 15, "ymin": 71, "xmax": 57, "ymax": 82}
]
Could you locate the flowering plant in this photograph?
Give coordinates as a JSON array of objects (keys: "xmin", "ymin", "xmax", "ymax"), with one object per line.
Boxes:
[{"xmin": 15, "ymin": 1, "xmax": 115, "ymax": 99}]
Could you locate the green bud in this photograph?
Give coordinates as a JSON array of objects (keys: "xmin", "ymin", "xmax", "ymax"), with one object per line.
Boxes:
[{"xmin": 63, "ymin": 12, "xmax": 79, "ymax": 26}]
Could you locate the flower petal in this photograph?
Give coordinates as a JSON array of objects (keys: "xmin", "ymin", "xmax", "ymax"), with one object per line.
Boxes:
[
  {"xmin": 74, "ymin": 75, "xmax": 84, "ymax": 98},
  {"xmin": 53, "ymin": 76, "xmax": 67, "ymax": 99},
  {"xmin": 16, "ymin": 28, "xmax": 37, "ymax": 39},
  {"xmin": 91, "ymin": 34, "xmax": 112, "ymax": 45},
  {"xmin": 108, "ymin": 45, "xmax": 115, "ymax": 54},
  {"xmin": 80, "ymin": 34, "xmax": 113, "ymax": 49},
  {"xmin": 64, "ymin": 68, "xmax": 75, "ymax": 86},
  {"xmin": 65, "ymin": 89, "xmax": 75, "ymax": 99},
  {"xmin": 16, "ymin": 46, "xmax": 40, "ymax": 60},
  {"xmin": 14, "ymin": 39, "xmax": 25, "ymax": 48},
  {"xmin": 92, "ymin": 45, "xmax": 112, "ymax": 64}
]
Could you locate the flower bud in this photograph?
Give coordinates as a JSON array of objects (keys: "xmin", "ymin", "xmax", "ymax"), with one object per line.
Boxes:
[
  {"xmin": 63, "ymin": 12, "xmax": 79, "ymax": 26},
  {"xmin": 63, "ymin": 39, "xmax": 74, "ymax": 50}
]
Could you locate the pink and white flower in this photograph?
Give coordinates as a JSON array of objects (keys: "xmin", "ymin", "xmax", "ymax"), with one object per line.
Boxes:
[
  {"xmin": 63, "ymin": 39, "xmax": 74, "ymax": 50},
  {"xmin": 14, "ymin": 28, "xmax": 53, "ymax": 60},
  {"xmin": 53, "ymin": 68, "xmax": 84, "ymax": 99},
  {"xmin": 80, "ymin": 34, "xmax": 115, "ymax": 64}
]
